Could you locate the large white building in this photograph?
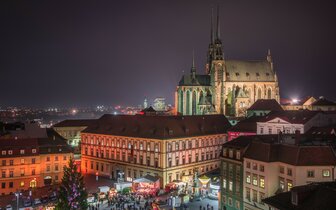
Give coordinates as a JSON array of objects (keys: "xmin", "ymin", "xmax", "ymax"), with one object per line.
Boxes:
[{"xmin": 256, "ymin": 110, "xmax": 336, "ymax": 135}]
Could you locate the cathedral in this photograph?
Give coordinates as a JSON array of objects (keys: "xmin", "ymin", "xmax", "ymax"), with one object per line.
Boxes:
[{"xmin": 175, "ymin": 9, "xmax": 280, "ymax": 117}]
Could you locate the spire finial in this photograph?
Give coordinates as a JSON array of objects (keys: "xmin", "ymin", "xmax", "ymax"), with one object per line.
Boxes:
[
  {"xmin": 191, "ymin": 50, "xmax": 196, "ymax": 75},
  {"xmin": 216, "ymin": 5, "xmax": 220, "ymax": 40},
  {"xmin": 267, "ymin": 49, "xmax": 272, "ymax": 62}
]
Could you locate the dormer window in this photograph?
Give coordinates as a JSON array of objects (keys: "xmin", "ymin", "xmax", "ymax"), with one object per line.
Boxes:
[
  {"xmin": 235, "ymin": 72, "xmax": 240, "ymax": 77},
  {"xmin": 226, "ymin": 72, "xmax": 230, "ymax": 78}
]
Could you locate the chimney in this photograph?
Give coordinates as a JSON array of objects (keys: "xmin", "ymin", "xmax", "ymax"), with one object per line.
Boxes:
[{"xmin": 295, "ymin": 130, "xmax": 301, "ymax": 145}]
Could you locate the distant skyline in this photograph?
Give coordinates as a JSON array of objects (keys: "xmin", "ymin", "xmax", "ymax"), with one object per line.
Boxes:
[{"xmin": 1, "ymin": 0, "xmax": 336, "ymax": 108}]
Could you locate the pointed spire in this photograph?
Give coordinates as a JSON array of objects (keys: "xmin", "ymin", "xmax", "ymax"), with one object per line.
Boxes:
[
  {"xmin": 211, "ymin": 8, "xmax": 215, "ymax": 44},
  {"xmin": 191, "ymin": 50, "xmax": 196, "ymax": 75},
  {"xmin": 267, "ymin": 49, "xmax": 272, "ymax": 62},
  {"xmin": 216, "ymin": 5, "xmax": 220, "ymax": 40}
]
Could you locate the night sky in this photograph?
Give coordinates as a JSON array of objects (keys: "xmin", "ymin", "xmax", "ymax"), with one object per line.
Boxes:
[{"xmin": 1, "ymin": 0, "xmax": 335, "ymax": 108}]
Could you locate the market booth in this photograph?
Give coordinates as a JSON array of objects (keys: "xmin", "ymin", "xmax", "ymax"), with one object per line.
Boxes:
[{"xmin": 132, "ymin": 175, "xmax": 160, "ymax": 195}]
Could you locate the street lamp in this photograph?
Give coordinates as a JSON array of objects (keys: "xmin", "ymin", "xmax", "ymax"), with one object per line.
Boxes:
[{"xmin": 15, "ymin": 191, "xmax": 22, "ymax": 210}]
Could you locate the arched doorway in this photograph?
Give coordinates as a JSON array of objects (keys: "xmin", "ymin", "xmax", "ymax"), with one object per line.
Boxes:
[{"xmin": 30, "ymin": 179, "xmax": 37, "ymax": 188}]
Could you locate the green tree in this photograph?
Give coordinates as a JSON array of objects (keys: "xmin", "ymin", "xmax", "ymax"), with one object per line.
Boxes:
[{"xmin": 56, "ymin": 157, "xmax": 88, "ymax": 210}]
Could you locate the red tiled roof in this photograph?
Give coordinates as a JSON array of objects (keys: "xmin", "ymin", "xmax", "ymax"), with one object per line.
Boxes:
[
  {"xmin": 82, "ymin": 114, "xmax": 231, "ymax": 139},
  {"xmin": 245, "ymin": 140, "xmax": 336, "ymax": 166}
]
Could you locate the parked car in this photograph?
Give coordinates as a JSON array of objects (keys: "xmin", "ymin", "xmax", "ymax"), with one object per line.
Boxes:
[
  {"xmin": 23, "ymin": 199, "xmax": 32, "ymax": 207},
  {"xmin": 41, "ymin": 196, "xmax": 49, "ymax": 203},
  {"xmin": 34, "ymin": 198, "xmax": 42, "ymax": 206},
  {"xmin": 5, "ymin": 205, "xmax": 12, "ymax": 210}
]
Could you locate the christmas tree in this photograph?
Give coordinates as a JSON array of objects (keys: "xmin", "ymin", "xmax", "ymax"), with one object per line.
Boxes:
[{"xmin": 56, "ymin": 157, "xmax": 88, "ymax": 210}]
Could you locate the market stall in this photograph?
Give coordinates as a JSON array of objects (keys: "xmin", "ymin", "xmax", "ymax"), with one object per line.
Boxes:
[{"xmin": 132, "ymin": 175, "xmax": 160, "ymax": 195}]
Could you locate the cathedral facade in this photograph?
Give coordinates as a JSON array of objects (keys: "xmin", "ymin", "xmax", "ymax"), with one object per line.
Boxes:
[{"xmin": 175, "ymin": 10, "xmax": 280, "ymax": 117}]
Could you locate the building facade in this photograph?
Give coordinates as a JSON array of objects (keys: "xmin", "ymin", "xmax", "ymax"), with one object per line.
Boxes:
[
  {"xmin": 81, "ymin": 114, "xmax": 231, "ymax": 187},
  {"xmin": 242, "ymin": 136, "xmax": 336, "ymax": 210},
  {"xmin": 0, "ymin": 133, "xmax": 72, "ymax": 195},
  {"xmin": 175, "ymin": 9, "xmax": 280, "ymax": 117}
]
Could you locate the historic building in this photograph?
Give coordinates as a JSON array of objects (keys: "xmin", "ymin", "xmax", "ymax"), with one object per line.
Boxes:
[
  {"xmin": 80, "ymin": 114, "xmax": 231, "ymax": 188},
  {"xmin": 0, "ymin": 130, "xmax": 72, "ymax": 195},
  {"xmin": 175, "ymin": 9, "xmax": 280, "ymax": 117}
]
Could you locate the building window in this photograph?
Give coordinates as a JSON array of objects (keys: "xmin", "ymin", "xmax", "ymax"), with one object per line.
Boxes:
[
  {"xmin": 287, "ymin": 180, "xmax": 293, "ymax": 191},
  {"xmin": 259, "ymin": 192, "xmax": 265, "ymax": 204},
  {"xmin": 47, "ymin": 165, "xmax": 51, "ymax": 172},
  {"xmin": 32, "ymin": 169, "xmax": 35, "ymax": 175},
  {"xmin": 245, "ymin": 188, "xmax": 250, "ymax": 201},
  {"xmin": 20, "ymin": 159, "xmax": 25, "ymax": 164},
  {"xmin": 175, "ymin": 142, "xmax": 179, "ymax": 151},
  {"xmin": 20, "ymin": 181, "xmax": 24, "ymax": 187},
  {"xmin": 168, "ymin": 143, "xmax": 172, "ymax": 152},
  {"xmin": 223, "ymin": 178, "xmax": 226, "ymax": 189},
  {"xmin": 55, "ymin": 156, "xmax": 58, "ymax": 161},
  {"xmin": 279, "ymin": 166, "xmax": 284, "ymax": 174},
  {"xmin": 307, "ymin": 170, "xmax": 315, "ymax": 178},
  {"xmin": 323, "ymin": 169, "xmax": 330, "ymax": 177},
  {"xmin": 1, "ymin": 171, "xmax": 5, "ymax": 178},
  {"xmin": 32, "ymin": 149, "xmax": 37, "ymax": 153},
  {"xmin": 246, "ymin": 161, "xmax": 251, "ymax": 169},
  {"xmin": 236, "ymin": 151, "xmax": 241, "ymax": 160},
  {"xmin": 252, "ymin": 190, "xmax": 258, "ymax": 202},
  {"xmin": 9, "ymin": 171, "xmax": 13, "ymax": 177},
  {"xmin": 229, "ymin": 149, "xmax": 233, "ymax": 158},
  {"xmin": 246, "ymin": 173, "xmax": 251, "ymax": 184},
  {"xmin": 229, "ymin": 181, "xmax": 233, "ymax": 191},
  {"xmin": 228, "ymin": 197, "xmax": 233, "ymax": 206},
  {"xmin": 140, "ymin": 143, "xmax": 143, "ymax": 150},
  {"xmin": 46, "ymin": 157, "xmax": 50, "ymax": 162},
  {"xmin": 1, "ymin": 151, "xmax": 6, "ymax": 155},
  {"xmin": 147, "ymin": 143, "xmax": 150, "ymax": 151},
  {"xmin": 260, "ymin": 165, "xmax": 264, "ymax": 172},
  {"xmin": 260, "ymin": 127, "xmax": 264, "ymax": 134},
  {"xmin": 259, "ymin": 176, "xmax": 265, "ymax": 188},
  {"xmin": 279, "ymin": 178, "xmax": 285, "ymax": 190},
  {"xmin": 9, "ymin": 160, "xmax": 13, "ymax": 166},
  {"xmin": 20, "ymin": 149, "xmax": 25, "ymax": 154},
  {"xmin": 1, "ymin": 183, "xmax": 5, "ymax": 189},
  {"xmin": 9, "ymin": 182, "xmax": 13, "ymax": 188},
  {"xmin": 223, "ymin": 148, "xmax": 227, "ymax": 156},
  {"xmin": 252, "ymin": 174, "xmax": 258, "ymax": 186},
  {"xmin": 20, "ymin": 169, "xmax": 25, "ymax": 176},
  {"xmin": 2, "ymin": 160, "xmax": 6, "ymax": 166},
  {"xmin": 235, "ymin": 200, "xmax": 240, "ymax": 209},
  {"xmin": 287, "ymin": 168, "xmax": 292, "ymax": 176},
  {"xmin": 252, "ymin": 163, "xmax": 257, "ymax": 170},
  {"xmin": 55, "ymin": 165, "xmax": 59, "ymax": 171}
]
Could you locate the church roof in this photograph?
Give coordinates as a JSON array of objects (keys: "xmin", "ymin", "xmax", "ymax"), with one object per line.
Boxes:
[
  {"xmin": 225, "ymin": 60, "xmax": 275, "ymax": 82},
  {"xmin": 178, "ymin": 74, "xmax": 211, "ymax": 86}
]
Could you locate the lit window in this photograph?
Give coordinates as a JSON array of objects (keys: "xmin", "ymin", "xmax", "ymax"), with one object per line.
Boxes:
[
  {"xmin": 279, "ymin": 178, "xmax": 285, "ymax": 190},
  {"xmin": 229, "ymin": 181, "xmax": 233, "ymax": 191},
  {"xmin": 223, "ymin": 178, "xmax": 226, "ymax": 189},
  {"xmin": 223, "ymin": 148, "xmax": 227, "ymax": 156},
  {"xmin": 287, "ymin": 180, "xmax": 293, "ymax": 191},
  {"xmin": 246, "ymin": 173, "xmax": 251, "ymax": 184},
  {"xmin": 252, "ymin": 174, "xmax": 258, "ymax": 186},
  {"xmin": 8, "ymin": 150, "xmax": 13, "ymax": 155},
  {"xmin": 323, "ymin": 169, "xmax": 330, "ymax": 177},
  {"xmin": 20, "ymin": 159, "xmax": 25, "ymax": 164},
  {"xmin": 2, "ymin": 151, "xmax": 6, "ymax": 155},
  {"xmin": 252, "ymin": 163, "xmax": 257, "ymax": 170},
  {"xmin": 32, "ymin": 149, "xmax": 37, "ymax": 153},
  {"xmin": 259, "ymin": 176, "xmax": 265, "ymax": 188},
  {"xmin": 20, "ymin": 149, "xmax": 25, "ymax": 154},
  {"xmin": 20, "ymin": 181, "xmax": 24, "ymax": 187},
  {"xmin": 229, "ymin": 150, "xmax": 233, "ymax": 158}
]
